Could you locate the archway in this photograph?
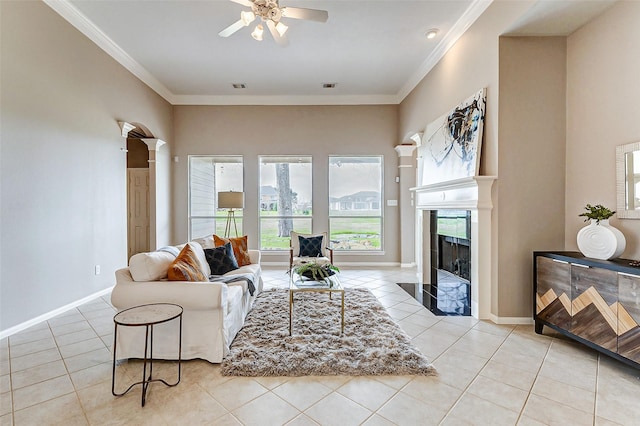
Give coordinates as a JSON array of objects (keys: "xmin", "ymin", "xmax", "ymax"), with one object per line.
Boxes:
[{"xmin": 118, "ymin": 121, "xmax": 167, "ymax": 259}]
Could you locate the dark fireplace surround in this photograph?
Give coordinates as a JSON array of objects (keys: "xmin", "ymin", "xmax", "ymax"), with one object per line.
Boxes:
[{"xmin": 399, "ymin": 210, "xmax": 472, "ymax": 316}]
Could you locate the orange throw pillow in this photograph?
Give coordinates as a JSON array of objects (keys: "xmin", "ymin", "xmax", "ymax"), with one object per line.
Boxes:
[
  {"xmin": 213, "ymin": 235, "xmax": 251, "ymax": 266},
  {"xmin": 167, "ymin": 243, "xmax": 208, "ymax": 281}
]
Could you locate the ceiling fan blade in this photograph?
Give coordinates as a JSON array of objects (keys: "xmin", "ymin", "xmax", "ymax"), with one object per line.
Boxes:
[
  {"xmin": 229, "ymin": 0, "xmax": 254, "ymax": 7},
  {"xmin": 218, "ymin": 19, "xmax": 246, "ymax": 37},
  {"xmin": 266, "ymin": 20, "xmax": 289, "ymax": 47},
  {"xmin": 281, "ymin": 7, "xmax": 328, "ymax": 23}
]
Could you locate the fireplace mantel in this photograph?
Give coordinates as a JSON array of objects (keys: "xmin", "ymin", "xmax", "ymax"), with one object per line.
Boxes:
[{"xmin": 411, "ymin": 176, "xmax": 496, "ymax": 319}]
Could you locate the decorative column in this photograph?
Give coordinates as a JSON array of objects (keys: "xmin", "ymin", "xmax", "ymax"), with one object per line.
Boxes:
[
  {"xmin": 394, "ymin": 144, "xmax": 418, "ymax": 267},
  {"xmin": 141, "ymin": 139, "xmax": 166, "ymax": 251}
]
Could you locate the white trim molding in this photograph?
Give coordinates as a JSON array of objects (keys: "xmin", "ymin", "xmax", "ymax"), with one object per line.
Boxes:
[
  {"xmin": 42, "ymin": 0, "xmax": 175, "ymax": 104},
  {"xmin": 397, "ymin": 0, "xmax": 494, "ymax": 102},
  {"xmin": 0, "ymin": 287, "xmax": 113, "ymax": 340},
  {"xmin": 43, "ymin": 0, "xmax": 493, "ymax": 107},
  {"xmin": 412, "ymin": 176, "xmax": 497, "ymax": 320},
  {"xmin": 489, "ymin": 315, "xmax": 535, "ymax": 325}
]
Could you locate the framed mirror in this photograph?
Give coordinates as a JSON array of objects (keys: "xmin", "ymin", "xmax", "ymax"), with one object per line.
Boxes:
[{"xmin": 616, "ymin": 141, "xmax": 640, "ymax": 219}]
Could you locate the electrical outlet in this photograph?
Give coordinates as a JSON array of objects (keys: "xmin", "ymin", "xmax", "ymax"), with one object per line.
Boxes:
[{"xmin": 95, "ymin": 265, "xmax": 101, "ymax": 275}]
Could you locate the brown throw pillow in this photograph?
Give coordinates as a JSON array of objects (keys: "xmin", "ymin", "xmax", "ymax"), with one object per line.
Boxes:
[
  {"xmin": 213, "ymin": 235, "xmax": 251, "ymax": 266},
  {"xmin": 167, "ymin": 243, "xmax": 208, "ymax": 281}
]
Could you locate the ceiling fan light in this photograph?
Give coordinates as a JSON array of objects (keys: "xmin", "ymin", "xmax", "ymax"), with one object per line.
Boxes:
[
  {"xmin": 275, "ymin": 21, "xmax": 288, "ymax": 36},
  {"xmin": 251, "ymin": 24, "xmax": 264, "ymax": 41},
  {"xmin": 241, "ymin": 10, "xmax": 256, "ymax": 26}
]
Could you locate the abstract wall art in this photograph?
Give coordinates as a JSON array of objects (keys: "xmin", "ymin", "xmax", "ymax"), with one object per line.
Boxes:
[{"xmin": 418, "ymin": 88, "xmax": 486, "ymax": 186}]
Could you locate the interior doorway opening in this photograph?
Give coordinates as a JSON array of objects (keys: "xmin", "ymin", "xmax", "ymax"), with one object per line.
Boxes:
[{"xmin": 126, "ymin": 126, "xmax": 152, "ymax": 259}]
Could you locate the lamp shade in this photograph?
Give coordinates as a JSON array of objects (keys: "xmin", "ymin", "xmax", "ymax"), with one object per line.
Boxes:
[{"xmin": 218, "ymin": 191, "xmax": 244, "ymax": 209}]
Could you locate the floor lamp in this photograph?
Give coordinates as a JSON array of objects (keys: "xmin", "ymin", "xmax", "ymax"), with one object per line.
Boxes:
[{"xmin": 218, "ymin": 191, "xmax": 244, "ymax": 237}]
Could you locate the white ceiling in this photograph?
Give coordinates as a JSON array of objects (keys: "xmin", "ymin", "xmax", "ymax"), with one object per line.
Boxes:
[{"xmin": 45, "ymin": 0, "xmax": 616, "ymax": 106}]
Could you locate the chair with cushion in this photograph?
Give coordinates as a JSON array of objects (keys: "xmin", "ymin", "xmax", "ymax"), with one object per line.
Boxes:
[{"xmin": 289, "ymin": 231, "xmax": 334, "ymax": 270}]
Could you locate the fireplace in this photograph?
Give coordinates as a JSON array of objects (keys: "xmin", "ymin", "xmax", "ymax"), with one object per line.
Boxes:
[
  {"xmin": 400, "ymin": 210, "xmax": 472, "ymax": 315},
  {"xmin": 411, "ymin": 176, "xmax": 496, "ymax": 319}
]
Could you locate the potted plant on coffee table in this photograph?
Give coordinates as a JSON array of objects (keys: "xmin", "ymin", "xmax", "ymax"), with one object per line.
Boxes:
[{"xmin": 291, "ymin": 261, "xmax": 340, "ymax": 282}]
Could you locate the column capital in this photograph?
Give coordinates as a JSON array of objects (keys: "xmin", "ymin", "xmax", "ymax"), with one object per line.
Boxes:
[
  {"xmin": 395, "ymin": 144, "xmax": 417, "ymax": 157},
  {"xmin": 141, "ymin": 139, "xmax": 166, "ymax": 151},
  {"xmin": 118, "ymin": 121, "xmax": 136, "ymax": 138}
]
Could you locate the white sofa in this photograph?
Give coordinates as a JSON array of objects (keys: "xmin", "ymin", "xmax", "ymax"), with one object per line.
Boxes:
[{"xmin": 111, "ymin": 237, "xmax": 263, "ymax": 363}]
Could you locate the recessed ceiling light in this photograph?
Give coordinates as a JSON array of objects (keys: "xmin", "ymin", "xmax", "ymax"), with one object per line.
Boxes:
[
  {"xmin": 232, "ymin": 83, "xmax": 247, "ymax": 89},
  {"xmin": 425, "ymin": 29, "xmax": 439, "ymax": 39},
  {"xmin": 322, "ymin": 83, "xmax": 336, "ymax": 89}
]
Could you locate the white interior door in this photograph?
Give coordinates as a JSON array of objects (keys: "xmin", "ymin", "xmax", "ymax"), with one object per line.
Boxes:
[{"xmin": 127, "ymin": 168, "xmax": 150, "ymax": 259}]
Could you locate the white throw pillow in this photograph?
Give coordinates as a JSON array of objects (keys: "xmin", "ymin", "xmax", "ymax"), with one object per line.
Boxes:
[
  {"xmin": 187, "ymin": 241, "xmax": 211, "ymax": 277},
  {"xmin": 129, "ymin": 250, "xmax": 177, "ymax": 282},
  {"xmin": 192, "ymin": 235, "xmax": 215, "ymax": 249}
]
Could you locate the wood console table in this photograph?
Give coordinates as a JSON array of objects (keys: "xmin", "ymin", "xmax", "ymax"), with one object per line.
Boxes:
[{"xmin": 534, "ymin": 251, "xmax": 640, "ymax": 369}]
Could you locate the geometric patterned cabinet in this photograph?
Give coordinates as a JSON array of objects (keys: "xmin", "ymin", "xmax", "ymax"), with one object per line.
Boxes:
[{"xmin": 534, "ymin": 251, "xmax": 640, "ymax": 369}]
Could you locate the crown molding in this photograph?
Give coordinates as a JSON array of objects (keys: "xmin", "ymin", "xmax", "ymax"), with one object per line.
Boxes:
[
  {"xmin": 171, "ymin": 94, "xmax": 400, "ymax": 106},
  {"xmin": 397, "ymin": 0, "xmax": 493, "ymax": 102},
  {"xmin": 43, "ymin": 0, "xmax": 176, "ymax": 104},
  {"xmin": 44, "ymin": 0, "xmax": 490, "ymax": 107}
]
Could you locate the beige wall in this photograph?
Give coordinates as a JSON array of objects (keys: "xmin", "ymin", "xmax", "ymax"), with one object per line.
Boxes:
[
  {"xmin": 498, "ymin": 36, "xmax": 567, "ymax": 318},
  {"xmin": 0, "ymin": 1, "xmax": 173, "ymax": 330},
  {"xmin": 565, "ymin": 1, "xmax": 640, "ymax": 258},
  {"xmin": 399, "ymin": 0, "xmax": 534, "ymax": 319},
  {"xmin": 401, "ymin": 0, "xmax": 639, "ymax": 319},
  {"xmin": 172, "ymin": 105, "xmax": 400, "ymax": 264}
]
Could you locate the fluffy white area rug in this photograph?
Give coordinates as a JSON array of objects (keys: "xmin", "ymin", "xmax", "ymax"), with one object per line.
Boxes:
[{"xmin": 221, "ymin": 288, "xmax": 436, "ymax": 376}]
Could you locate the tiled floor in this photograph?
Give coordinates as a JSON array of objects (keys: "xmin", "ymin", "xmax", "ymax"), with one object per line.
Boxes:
[{"xmin": 2, "ymin": 266, "xmax": 640, "ymax": 425}]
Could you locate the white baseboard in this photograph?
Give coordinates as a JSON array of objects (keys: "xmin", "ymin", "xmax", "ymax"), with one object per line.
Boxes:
[
  {"xmin": 260, "ymin": 261, "xmax": 402, "ymax": 267},
  {"xmin": 400, "ymin": 262, "xmax": 416, "ymax": 268},
  {"xmin": 0, "ymin": 286, "xmax": 114, "ymax": 340},
  {"xmin": 488, "ymin": 314, "xmax": 534, "ymax": 325}
]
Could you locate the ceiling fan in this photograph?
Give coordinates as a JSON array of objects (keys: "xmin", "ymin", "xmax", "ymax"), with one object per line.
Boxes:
[{"xmin": 219, "ymin": 0, "xmax": 328, "ymax": 47}]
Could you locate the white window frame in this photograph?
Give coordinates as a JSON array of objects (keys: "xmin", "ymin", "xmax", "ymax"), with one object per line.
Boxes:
[
  {"xmin": 258, "ymin": 155, "xmax": 313, "ymax": 251},
  {"xmin": 328, "ymin": 155, "xmax": 384, "ymax": 252},
  {"xmin": 188, "ymin": 155, "xmax": 244, "ymax": 240}
]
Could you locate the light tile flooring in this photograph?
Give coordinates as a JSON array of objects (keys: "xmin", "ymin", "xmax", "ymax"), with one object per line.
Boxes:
[{"xmin": 2, "ymin": 267, "xmax": 640, "ymax": 425}]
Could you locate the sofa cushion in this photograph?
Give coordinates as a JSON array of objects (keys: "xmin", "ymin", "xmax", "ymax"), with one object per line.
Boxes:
[
  {"xmin": 192, "ymin": 235, "xmax": 215, "ymax": 249},
  {"xmin": 167, "ymin": 243, "xmax": 208, "ymax": 282},
  {"xmin": 214, "ymin": 235, "xmax": 251, "ymax": 266},
  {"xmin": 204, "ymin": 243, "xmax": 239, "ymax": 276},
  {"xmin": 226, "ymin": 285, "xmax": 244, "ymax": 314},
  {"xmin": 128, "ymin": 250, "xmax": 176, "ymax": 282}
]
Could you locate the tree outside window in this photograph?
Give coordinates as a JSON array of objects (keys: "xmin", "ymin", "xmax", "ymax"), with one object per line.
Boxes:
[{"xmin": 259, "ymin": 156, "xmax": 312, "ymax": 250}]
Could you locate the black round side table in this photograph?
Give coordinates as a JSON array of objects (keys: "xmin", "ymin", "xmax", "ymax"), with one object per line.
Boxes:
[{"xmin": 111, "ymin": 303, "xmax": 183, "ymax": 407}]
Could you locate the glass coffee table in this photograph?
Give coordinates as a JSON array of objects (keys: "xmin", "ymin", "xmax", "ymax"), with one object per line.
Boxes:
[{"xmin": 289, "ymin": 272, "xmax": 344, "ymax": 335}]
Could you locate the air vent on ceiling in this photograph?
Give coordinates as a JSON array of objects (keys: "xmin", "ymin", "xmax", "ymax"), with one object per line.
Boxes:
[
  {"xmin": 322, "ymin": 83, "xmax": 336, "ymax": 89},
  {"xmin": 232, "ymin": 83, "xmax": 247, "ymax": 89}
]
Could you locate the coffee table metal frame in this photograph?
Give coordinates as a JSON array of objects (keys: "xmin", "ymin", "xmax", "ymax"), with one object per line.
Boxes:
[
  {"xmin": 289, "ymin": 272, "xmax": 344, "ymax": 336},
  {"xmin": 111, "ymin": 303, "xmax": 183, "ymax": 407}
]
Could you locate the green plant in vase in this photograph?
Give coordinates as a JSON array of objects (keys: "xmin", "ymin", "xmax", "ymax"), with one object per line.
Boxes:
[
  {"xmin": 578, "ymin": 203, "xmax": 616, "ymax": 224},
  {"xmin": 291, "ymin": 261, "xmax": 340, "ymax": 282}
]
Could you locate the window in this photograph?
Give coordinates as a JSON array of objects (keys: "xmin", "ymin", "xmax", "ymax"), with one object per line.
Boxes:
[
  {"xmin": 329, "ymin": 156, "xmax": 383, "ymax": 251},
  {"xmin": 259, "ymin": 156, "xmax": 312, "ymax": 250},
  {"xmin": 188, "ymin": 156, "xmax": 243, "ymax": 240}
]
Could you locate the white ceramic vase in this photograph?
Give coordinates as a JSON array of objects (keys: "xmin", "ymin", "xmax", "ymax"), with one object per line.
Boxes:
[{"xmin": 576, "ymin": 219, "xmax": 626, "ymax": 260}]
